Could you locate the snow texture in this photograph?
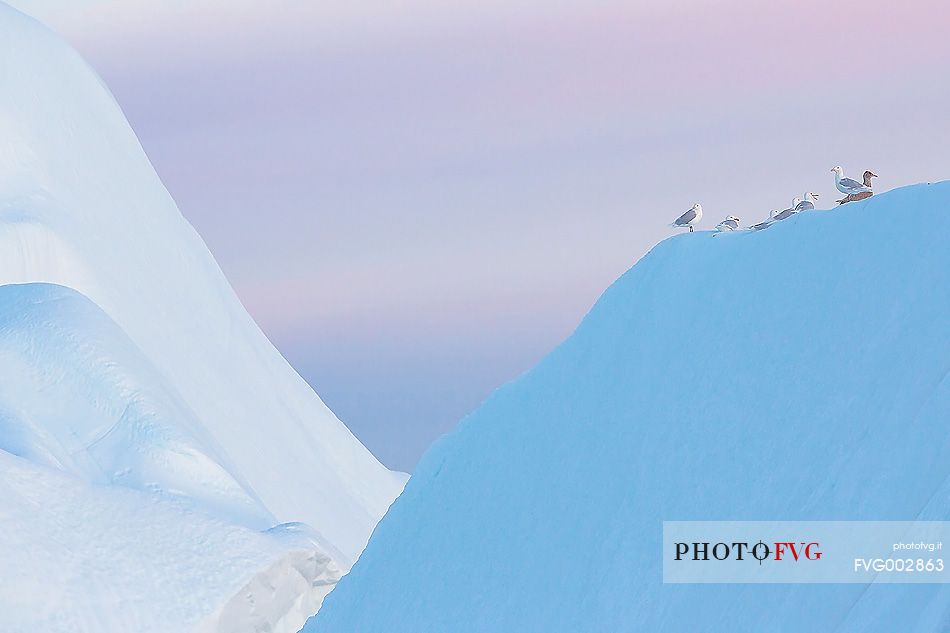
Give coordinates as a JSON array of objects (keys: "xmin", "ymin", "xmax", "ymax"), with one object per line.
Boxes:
[
  {"xmin": 0, "ymin": 446, "xmax": 342, "ymax": 633},
  {"xmin": 0, "ymin": 285, "xmax": 346, "ymax": 633},
  {"xmin": 0, "ymin": 3, "xmax": 406, "ymax": 630},
  {"xmin": 0, "ymin": 283, "xmax": 276, "ymax": 525},
  {"xmin": 0, "ymin": 1, "xmax": 404, "ymax": 563},
  {"xmin": 309, "ymin": 184, "xmax": 950, "ymax": 632}
]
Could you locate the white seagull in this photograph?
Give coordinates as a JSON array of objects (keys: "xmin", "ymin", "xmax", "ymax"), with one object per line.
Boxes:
[
  {"xmin": 750, "ymin": 210, "xmax": 779, "ymax": 231},
  {"xmin": 795, "ymin": 192, "xmax": 819, "ymax": 211},
  {"xmin": 715, "ymin": 215, "xmax": 740, "ymax": 231},
  {"xmin": 832, "ymin": 166, "xmax": 872, "ymax": 195},
  {"xmin": 671, "ymin": 203, "xmax": 702, "ymax": 232}
]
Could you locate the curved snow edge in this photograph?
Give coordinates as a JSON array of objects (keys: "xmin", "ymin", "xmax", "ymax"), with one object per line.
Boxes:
[{"xmin": 199, "ymin": 546, "xmax": 343, "ymax": 633}]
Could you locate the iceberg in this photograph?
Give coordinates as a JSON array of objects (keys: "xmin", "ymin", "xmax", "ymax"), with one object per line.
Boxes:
[{"xmin": 310, "ymin": 184, "xmax": 950, "ymax": 632}]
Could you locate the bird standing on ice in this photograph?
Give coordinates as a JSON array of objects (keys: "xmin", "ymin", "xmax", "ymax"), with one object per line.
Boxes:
[
  {"xmin": 715, "ymin": 216, "xmax": 740, "ymax": 231},
  {"xmin": 794, "ymin": 192, "xmax": 819, "ymax": 211},
  {"xmin": 671, "ymin": 204, "xmax": 702, "ymax": 232},
  {"xmin": 832, "ymin": 166, "xmax": 872, "ymax": 196}
]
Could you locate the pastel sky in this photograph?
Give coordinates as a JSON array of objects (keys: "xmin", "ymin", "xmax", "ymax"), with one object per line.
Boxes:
[{"xmin": 11, "ymin": 0, "xmax": 950, "ymax": 471}]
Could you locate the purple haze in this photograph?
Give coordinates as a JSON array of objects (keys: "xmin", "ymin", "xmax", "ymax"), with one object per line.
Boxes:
[{"xmin": 18, "ymin": 0, "xmax": 950, "ymax": 470}]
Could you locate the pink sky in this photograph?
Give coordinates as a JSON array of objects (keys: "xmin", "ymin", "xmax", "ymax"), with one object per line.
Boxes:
[{"xmin": 13, "ymin": 0, "xmax": 950, "ymax": 469}]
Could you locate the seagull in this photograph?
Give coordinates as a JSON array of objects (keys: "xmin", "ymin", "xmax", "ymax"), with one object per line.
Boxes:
[
  {"xmin": 750, "ymin": 210, "xmax": 779, "ymax": 231},
  {"xmin": 769, "ymin": 200, "xmax": 800, "ymax": 223},
  {"xmin": 671, "ymin": 203, "xmax": 702, "ymax": 232},
  {"xmin": 832, "ymin": 166, "xmax": 872, "ymax": 195},
  {"xmin": 715, "ymin": 215, "xmax": 740, "ymax": 231},
  {"xmin": 749, "ymin": 200, "xmax": 798, "ymax": 231},
  {"xmin": 794, "ymin": 192, "xmax": 819, "ymax": 211},
  {"xmin": 836, "ymin": 171, "xmax": 877, "ymax": 204}
]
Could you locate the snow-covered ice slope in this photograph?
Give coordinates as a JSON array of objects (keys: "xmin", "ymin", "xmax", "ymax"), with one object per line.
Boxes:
[
  {"xmin": 0, "ymin": 2, "xmax": 404, "ymax": 563},
  {"xmin": 0, "ymin": 283, "xmax": 273, "ymax": 527},
  {"xmin": 309, "ymin": 184, "xmax": 950, "ymax": 632},
  {"xmin": 0, "ymin": 283, "xmax": 347, "ymax": 632},
  {"xmin": 0, "ymin": 447, "xmax": 343, "ymax": 633}
]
